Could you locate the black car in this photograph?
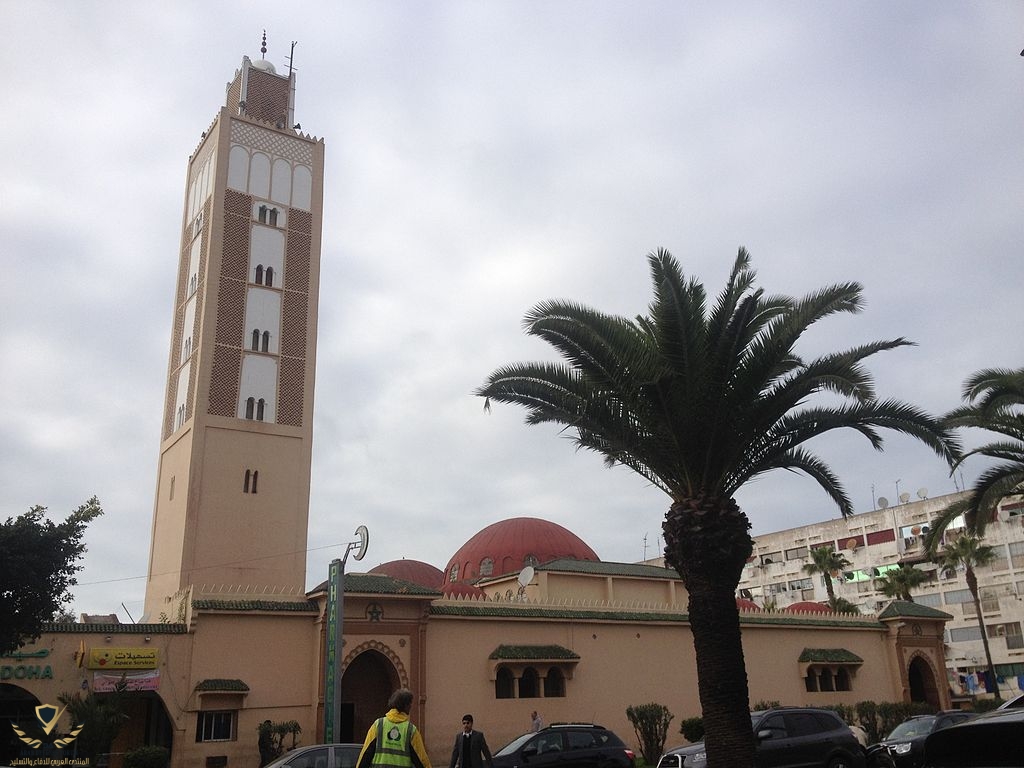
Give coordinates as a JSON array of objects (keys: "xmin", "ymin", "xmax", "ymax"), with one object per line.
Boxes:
[
  {"xmin": 264, "ymin": 743, "xmax": 363, "ymax": 768},
  {"xmin": 657, "ymin": 707, "xmax": 865, "ymax": 768},
  {"xmin": 492, "ymin": 723, "xmax": 635, "ymax": 768},
  {"xmin": 922, "ymin": 707, "xmax": 1024, "ymax": 767},
  {"xmin": 879, "ymin": 711, "xmax": 974, "ymax": 768}
]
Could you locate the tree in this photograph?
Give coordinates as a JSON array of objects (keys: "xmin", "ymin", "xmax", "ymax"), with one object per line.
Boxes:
[
  {"xmin": 876, "ymin": 565, "xmax": 929, "ymax": 602},
  {"xmin": 58, "ymin": 681, "xmax": 128, "ymax": 763},
  {"xmin": 802, "ymin": 546, "xmax": 851, "ymax": 602},
  {"xmin": 0, "ymin": 497, "xmax": 103, "ymax": 654},
  {"xmin": 925, "ymin": 367, "xmax": 1024, "ymax": 550},
  {"xmin": 476, "ymin": 248, "xmax": 958, "ymax": 767},
  {"xmin": 935, "ymin": 535, "xmax": 1000, "ymax": 698},
  {"xmin": 626, "ymin": 702, "xmax": 674, "ymax": 765}
]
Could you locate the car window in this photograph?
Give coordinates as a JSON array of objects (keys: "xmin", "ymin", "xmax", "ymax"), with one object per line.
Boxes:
[
  {"xmin": 567, "ymin": 731, "xmax": 597, "ymax": 750},
  {"xmin": 496, "ymin": 734, "xmax": 535, "ymax": 757},
  {"xmin": 534, "ymin": 733, "xmax": 564, "ymax": 754},
  {"xmin": 887, "ymin": 717, "xmax": 936, "ymax": 739},
  {"xmin": 811, "ymin": 712, "xmax": 842, "ymax": 733},
  {"xmin": 287, "ymin": 748, "xmax": 328, "ymax": 768},
  {"xmin": 784, "ymin": 712, "xmax": 825, "ymax": 737},
  {"xmin": 758, "ymin": 715, "xmax": 787, "ymax": 739},
  {"xmin": 334, "ymin": 746, "xmax": 360, "ymax": 768}
]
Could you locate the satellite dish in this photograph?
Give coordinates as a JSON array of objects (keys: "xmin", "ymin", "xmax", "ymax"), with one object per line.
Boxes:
[
  {"xmin": 518, "ymin": 566, "xmax": 535, "ymax": 587},
  {"xmin": 899, "ymin": 492, "xmax": 911, "ymax": 504},
  {"xmin": 917, "ymin": 488, "xmax": 928, "ymax": 499},
  {"xmin": 877, "ymin": 497, "xmax": 889, "ymax": 509},
  {"xmin": 353, "ymin": 525, "xmax": 369, "ymax": 561}
]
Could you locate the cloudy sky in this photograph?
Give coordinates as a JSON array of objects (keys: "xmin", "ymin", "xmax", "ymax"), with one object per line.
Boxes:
[{"xmin": 3, "ymin": 1, "xmax": 1022, "ymax": 622}]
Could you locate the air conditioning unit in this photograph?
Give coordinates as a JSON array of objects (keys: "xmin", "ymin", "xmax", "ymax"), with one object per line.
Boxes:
[{"xmin": 996, "ymin": 625, "xmax": 1007, "ymax": 636}]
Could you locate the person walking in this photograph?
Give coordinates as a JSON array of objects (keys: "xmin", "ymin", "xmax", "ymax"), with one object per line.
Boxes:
[
  {"xmin": 356, "ymin": 689, "xmax": 432, "ymax": 768},
  {"xmin": 449, "ymin": 715, "xmax": 493, "ymax": 768},
  {"xmin": 530, "ymin": 711, "xmax": 542, "ymax": 733}
]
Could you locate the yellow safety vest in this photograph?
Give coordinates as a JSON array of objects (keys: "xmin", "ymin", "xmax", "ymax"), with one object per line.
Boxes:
[{"xmin": 372, "ymin": 718, "xmax": 415, "ymax": 768}]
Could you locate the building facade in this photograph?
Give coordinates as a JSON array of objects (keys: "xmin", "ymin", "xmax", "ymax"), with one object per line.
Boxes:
[{"xmin": 736, "ymin": 492, "xmax": 1024, "ymax": 699}]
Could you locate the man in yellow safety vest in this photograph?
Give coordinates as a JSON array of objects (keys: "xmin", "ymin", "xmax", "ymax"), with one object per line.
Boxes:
[{"xmin": 357, "ymin": 689, "xmax": 432, "ymax": 768}]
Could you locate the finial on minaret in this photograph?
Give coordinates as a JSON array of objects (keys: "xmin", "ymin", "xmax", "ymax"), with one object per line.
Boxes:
[{"xmin": 261, "ymin": 30, "xmax": 267, "ymax": 59}]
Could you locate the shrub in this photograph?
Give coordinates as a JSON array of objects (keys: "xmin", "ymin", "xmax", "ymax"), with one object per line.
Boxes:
[
  {"xmin": 678, "ymin": 716, "xmax": 704, "ymax": 744},
  {"xmin": 123, "ymin": 746, "xmax": 169, "ymax": 768},
  {"xmin": 626, "ymin": 703, "xmax": 674, "ymax": 765}
]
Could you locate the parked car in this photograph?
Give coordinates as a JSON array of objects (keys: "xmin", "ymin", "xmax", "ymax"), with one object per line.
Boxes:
[
  {"xmin": 878, "ymin": 711, "xmax": 974, "ymax": 768},
  {"xmin": 492, "ymin": 723, "xmax": 634, "ymax": 768},
  {"xmin": 264, "ymin": 743, "xmax": 363, "ymax": 768},
  {"xmin": 996, "ymin": 691, "xmax": 1024, "ymax": 709},
  {"xmin": 656, "ymin": 707, "xmax": 865, "ymax": 768},
  {"xmin": 922, "ymin": 707, "xmax": 1024, "ymax": 767}
]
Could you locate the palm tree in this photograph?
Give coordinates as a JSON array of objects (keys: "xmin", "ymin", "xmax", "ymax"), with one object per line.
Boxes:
[
  {"xmin": 925, "ymin": 367, "xmax": 1024, "ymax": 551},
  {"xmin": 802, "ymin": 546, "xmax": 851, "ymax": 602},
  {"xmin": 935, "ymin": 535, "xmax": 1000, "ymax": 697},
  {"xmin": 476, "ymin": 248, "xmax": 958, "ymax": 767},
  {"xmin": 876, "ymin": 564, "xmax": 929, "ymax": 602}
]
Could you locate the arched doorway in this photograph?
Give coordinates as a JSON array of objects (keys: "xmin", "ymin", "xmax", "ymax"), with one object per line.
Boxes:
[
  {"xmin": 908, "ymin": 655, "xmax": 940, "ymax": 708},
  {"xmin": 341, "ymin": 650, "xmax": 400, "ymax": 743},
  {"xmin": 0, "ymin": 684, "xmax": 40, "ymax": 763}
]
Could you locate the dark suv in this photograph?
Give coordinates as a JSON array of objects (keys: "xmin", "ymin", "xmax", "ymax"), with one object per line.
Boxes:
[
  {"xmin": 492, "ymin": 723, "xmax": 635, "ymax": 768},
  {"xmin": 657, "ymin": 707, "xmax": 865, "ymax": 768},
  {"xmin": 878, "ymin": 711, "xmax": 974, "ymax": 768}
]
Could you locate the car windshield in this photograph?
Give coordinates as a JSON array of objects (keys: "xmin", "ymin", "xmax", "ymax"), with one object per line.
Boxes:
[
  {"xmin": 887, "ymin": 716, "xmax": 936, "ymax": 740},
  {"xmin": 495, "ymin": 734, "xmax": 535, "ymax": 757}
]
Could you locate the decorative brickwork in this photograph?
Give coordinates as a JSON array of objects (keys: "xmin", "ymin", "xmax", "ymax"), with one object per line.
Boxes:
[
  {"xmin": 277, "ymin": 357, "xmax": 305, "ymax": 427},
  {"xmin": 224, "ymin": 188, "xmax": 251, "ymax": 217},
  {"xmin": 244, "ymin": 67, "xmax": 291, "ymax": 126},
  {"xmin": 208, "ymin": 345, "xmax": 243, "ymax": 417},
  {"xmin": 289, "ymin": 208, "xmax": 312, "ymax": 235},
  {"xmin": 284, "ymin": 232, "xmax": 311, "ymax": 291},
  {"xmin": 280, "ymin": 291, "xmax": 308, "ymax": 358},
  {"xmin": 225, "ymin": 75, "xmax": 242, "ymax": 115},
  {"xmin": 230, "ymin": 121, "xmax": 313, "ymax": 166}
]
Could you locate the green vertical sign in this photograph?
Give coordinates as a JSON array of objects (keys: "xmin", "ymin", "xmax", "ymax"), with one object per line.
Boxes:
[{"xmin": 324, "ymin": 559, "xmax": 340, "ymax": 742}]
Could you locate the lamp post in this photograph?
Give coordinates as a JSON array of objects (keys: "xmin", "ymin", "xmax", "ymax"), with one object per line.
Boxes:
[{"xmin": 325, "ymin": 525, "xmax": 368, "ymax": 743}]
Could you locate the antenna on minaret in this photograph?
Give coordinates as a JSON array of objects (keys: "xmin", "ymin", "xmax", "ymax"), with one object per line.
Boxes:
[
  {"xmin": 288, "ymin": 41, "xmax": 298, "ymax": 77},
  {"xmin": 642, "ymin": 533, "xmax": 649, "ymax": 561},
  {"xmin": 260, "ymin": 30, "xmax": 268, "ymax": 59}
]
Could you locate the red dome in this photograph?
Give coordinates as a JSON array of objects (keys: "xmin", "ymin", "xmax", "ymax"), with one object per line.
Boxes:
[
  {"xmin": 369, "ymin": 559, "xmax": 444, "ymax": 590},
  {"xmin": 735, "ymin": 598, "xmax": 761, "ymax": 612},
  {"xmin": 785, "ymin": 601, "xmax": 831, "ymax": 614},
  {"xmin": 444, "ymin": 517, "xmax": 599, "ymax": 585}
]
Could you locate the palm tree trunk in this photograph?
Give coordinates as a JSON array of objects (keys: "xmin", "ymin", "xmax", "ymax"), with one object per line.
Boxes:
[
  {"xmin": 664, "ymin": 496, "xmax": 755, "ymax": 768},
  {"xmin": 967, "ymin": 567, "xmax": 1001, "ymax": 699}
]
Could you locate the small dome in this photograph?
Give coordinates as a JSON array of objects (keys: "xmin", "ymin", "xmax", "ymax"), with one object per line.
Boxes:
[
  {"xmin": 785, "ymin": 601, "xmax": 831, "ymax": 614},
  {"xmin": 735, "ymin": 598, "xmax": 761, "ymax": 612},
  {"xmin": 369, "ymin": 559, "xmax": 443, "ymax": 590},
  {"xmin": 444, "ymin": 517, "xmax": 599, "ymax": 585},
  {"xmin": 251, "ymin": 59, "xmax": 277, "ymax": 74}
]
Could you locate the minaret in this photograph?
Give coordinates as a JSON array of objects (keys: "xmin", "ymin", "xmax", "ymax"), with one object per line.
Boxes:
[{"xmin": 144, "ymin": 41, "xmax": 324, "ymax": 617}]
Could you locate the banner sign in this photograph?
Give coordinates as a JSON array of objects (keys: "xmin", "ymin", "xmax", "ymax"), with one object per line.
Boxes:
[{"xmin": 87, "ymin": 648, "xmax": 159, "ymax": 670}]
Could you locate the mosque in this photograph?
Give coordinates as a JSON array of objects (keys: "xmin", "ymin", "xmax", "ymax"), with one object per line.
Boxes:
[{"xmin": 0, "ymin": 46, "xmax": 950, "ymax": 768}]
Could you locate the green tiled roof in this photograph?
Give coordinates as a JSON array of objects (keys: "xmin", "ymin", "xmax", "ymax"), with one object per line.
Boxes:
[
  {"xmin": 737, "ymin": 613, "xmax": 883, "ymax": 629},
  {"xmin": 534, "ymin": 559, "xmax": 681, "ymax": 579},
  {"xmin": 308, "ymin": 573, "xmax": 441, "ymax": 597},
  {"xmin": 195, "ymin": 678, "xmax": 250, "ymax": 692},
  {"xmin": 798, "ymin": 648, "xmax": 864, "ymax": 664},
  {"xmin": 39, "ymin": 623, "xmax": 188, "ymax": 634},
  {"xmin": 431, "ymin": 603, "xmax": 688, "ymax": 622},
  {"xmin": 877, "ymin": 600, "xmax": 952, "ymax": 620},
  {"xmin": 489, "ymin": 644, "xmax": 580, "ymax": 660},
  {"xmin": 192, "ymin": 599, "xmax": 319, "ymax": 612}
]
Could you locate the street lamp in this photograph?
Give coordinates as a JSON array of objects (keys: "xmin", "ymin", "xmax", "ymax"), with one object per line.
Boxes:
[{"xmin": 325, "ymin": 525, "xmax": 368, "ymax": 743}]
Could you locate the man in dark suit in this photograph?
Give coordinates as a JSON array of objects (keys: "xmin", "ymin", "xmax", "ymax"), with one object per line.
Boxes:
[{"xmin": 449, "ymin": 714, "xmax": 493, "ymax": 768}]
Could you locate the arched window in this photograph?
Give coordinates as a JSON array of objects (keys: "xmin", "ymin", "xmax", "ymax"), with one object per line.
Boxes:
[
  {"xmin": 524, "ymin": 554, "xmax": 539, "ymax": 568},
  {"xmin": 244, "ymin": 470, "xmax": 252, "ymax": 493},
  {"xmin": 255, "ymin": 265, "xmax": 264, "ymax": 284},
  {"xmin": 449, "ymin": 563, "xmax": 459, "ymax": 583},
  {"xmin": 495, "ymin": 667, "xmax": 515, "ymax": 699},
  {"xmin": 261, "ymin": 331, "xmax": 270, "ymax": 353},
  {"xmin": 256, "ymin": 398, "xmax": 266, "ymax": 421},
  {"xmin": 519, "ymin": 667, "xmax": 539, "ymax": 698},
  {"xmin": 480, "ymin": 557, "xmax": 494, "ymax": 577},
  {"xmin": 245, "ymin": 397, "xmax": 255, "ymax": 419},
  {"xmin": 265, "ymin": 267, "xmax": 274, "ymax": 287},
  {"xmin": 268, "ymin": 208, "xmax": 279, "ymax": 226},
  {"xmin": 819, "ymin": 667, "xmax": 835, "ymax": 692},
  {"xmin": 258, "ymin": 204, "xmax": 268, "ymax": 224},
  {"xmin": 544, "ymin": 667, "xmax": 565, "ymax": 697},
  {"xmin": 251, "ymin": 470, "xmax": 259, "ymax": 494},
  {"xmin": 251, "ymin": 329, "xmax": 260, "ymax": 351},
  {"xmin": 836, "ymin": 667, "xmax": 851, "ymax": 692}
]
